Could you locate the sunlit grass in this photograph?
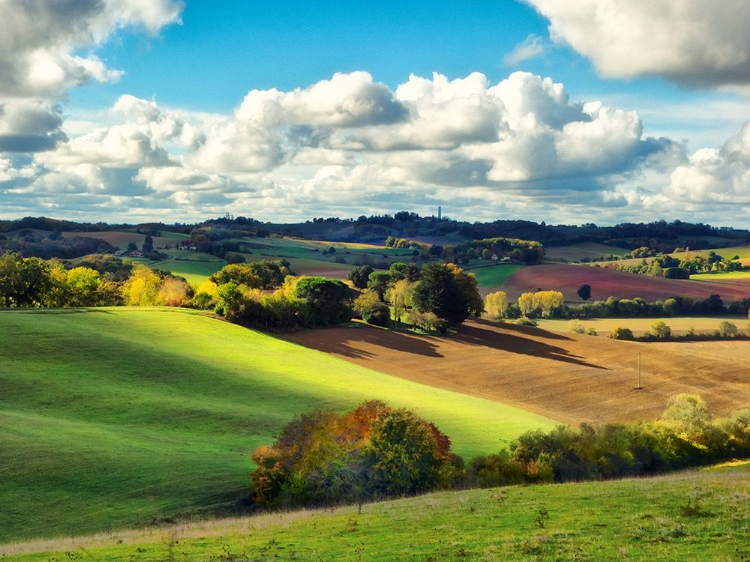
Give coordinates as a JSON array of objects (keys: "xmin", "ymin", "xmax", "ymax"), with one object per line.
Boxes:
[
  {"xmin": 1, "ymin": 308, "xmax": 556, "ymax": 543},
  {"xmin": 4, "ymin": 462, "xmax": 748, "ymax": 561}
]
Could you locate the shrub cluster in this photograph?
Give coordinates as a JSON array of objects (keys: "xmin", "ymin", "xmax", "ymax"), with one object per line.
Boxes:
[
  {"xmin": 468, "ymin": 395, "xmax": 750, "ymax": 486},
  {"xmin": 249, "ymin": 401, "xmax": 462, "ymax": 508},
  {"xmin": 249, "ymin": 395, "xmax": 750, "ymax": 511}
]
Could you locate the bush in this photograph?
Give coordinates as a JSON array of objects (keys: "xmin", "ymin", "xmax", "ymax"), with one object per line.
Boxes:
[
  {"xmin": 249, "ymin": 402, "xmax": 457, "ymax": 508},
  {"xmin": 610, "ymin": 326, "xmax": 634, "ymax": 340},
  {"xmin": 718, "ymin": 320, "xmax": 738, "ymax": 338},
  {"xmin": 649, "ymin": 320, "xmax": 672, "ymax": 340}
]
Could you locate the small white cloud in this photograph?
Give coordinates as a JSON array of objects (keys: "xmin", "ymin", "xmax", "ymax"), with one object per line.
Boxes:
[{"xmin": 503, "ymin": 35, "xmax": 546, "ymax": 66}]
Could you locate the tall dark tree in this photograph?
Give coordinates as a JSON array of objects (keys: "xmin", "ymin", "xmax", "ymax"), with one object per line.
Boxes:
[
  {"xmin": 347, "ymin": 265, "xmax": 374, "ymax": 289},
  {"xmin": 577, "ymin": 284, "xmax": 592, "ymax": 301},
  {"xmin": 142, "ymin": 234, "xmax": 154, "ymax": 253},
  {"xmin": 412, "ymin": 263, "xmax": 476, "ymax": 326},
  {"xmin": 295, "ymin": 276, "xmax": 352, "ymax": 326}
]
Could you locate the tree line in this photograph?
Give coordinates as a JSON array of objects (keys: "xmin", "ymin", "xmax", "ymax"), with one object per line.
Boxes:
[
  {"xmin": 482, "ymin": 290, "xmax": 750, "ymax": 321},
  {"xmin": 248, "ymin": 395, "xmax": 750, "ymax": 510}
]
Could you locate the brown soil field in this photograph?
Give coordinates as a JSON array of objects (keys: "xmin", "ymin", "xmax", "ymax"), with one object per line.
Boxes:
[
  {"xmin": 501, "ymin": 263, "xmax": 750, "ymax": 302},
  {"xmin": 285, "ymin": 320, "xmax": 750, "ymax": 426}
]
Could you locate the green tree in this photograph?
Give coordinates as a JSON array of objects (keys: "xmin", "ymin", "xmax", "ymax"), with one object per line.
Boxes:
[
  {"xmin": 649, "ymin": 320, "xmax": 671, "ymax": 340},
  {"xmin": 368, "ymin": 409, "xmax": 446, "ymax": 495},
  {"xmin": 718, "ymin": 320, "xmax": 738, "ymax": 338},
  {"xmin": 577, "ymin": 284, "xmax": 591, "ymax": 301},
  {"xmin": 366, "ymin": 271, "xmax": 391, "ymax": 300},
  {"xmin": 353, "ymin": 290, "xmax": 390, "ymax": 326},
  {"xmin": 662, "ymin": 394, "xmax": 710, "ymax": 436},
  {"xmin": 610, "ymin": 327, "xmax": 634, "ymax": 340},
  {"xmin": 347, "ymin": 265, "xmax": 374, "ymax": 289},
  {"xmin": 0, "ymin": 252, "xmax": 51, "ymax": 307},
  {"xmin": 142, "ymin": 234, "xmax": 154, "ymax": 253},
  {"xmin": 411, "ymin": 263, "xmax": 469, "ymax": 326},
  {"xmin": 295, "ymin": 276, "xmax": 352, "ymax": 326}
]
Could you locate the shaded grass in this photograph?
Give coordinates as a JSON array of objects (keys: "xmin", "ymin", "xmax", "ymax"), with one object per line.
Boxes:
[
  {"xmin": 4, "ymin": 462, "xmax": 749, "ymax": 561},
  {"xmin": 0, "ymin": 308, "xmax": 556, "ymax": 543}
]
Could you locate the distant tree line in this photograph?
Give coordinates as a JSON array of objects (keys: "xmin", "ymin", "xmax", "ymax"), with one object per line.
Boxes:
[
  {"xmin": 482, "ymin": 290, "xmax": 750, "ymax": 321},
  {"xmin": 602, "ymin": 250, "xmax": 745, "ymax": 279},
  {"xmin": 248, "ymin": 395, "xmax": 750, "ymax": 511}
]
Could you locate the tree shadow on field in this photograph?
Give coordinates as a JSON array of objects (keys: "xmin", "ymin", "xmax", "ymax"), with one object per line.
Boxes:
[
  {"xmin": 456, "ymin": 323, "xmax": 606, "ymax": 370},
  {"xmin": 291, "ymin": 327, "xmax": 443, "ymax": 359},
  {"xmin": 471, "ymin": 318, "xmax": 573, "ymax": 341}
]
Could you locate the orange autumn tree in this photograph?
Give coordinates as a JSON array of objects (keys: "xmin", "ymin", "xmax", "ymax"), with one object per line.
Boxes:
[{"xmin": 249, "ymin": 401, "xmax": 462, "ymax": 509}]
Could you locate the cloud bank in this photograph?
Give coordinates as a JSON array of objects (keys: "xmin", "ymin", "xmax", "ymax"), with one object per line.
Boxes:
[
  {"xmin": 525, "ymin": 0, "xmax": 750, "ymax": 88},
  {"xmin": 1, "ymin": 0, "xmax": 748, "ymax": 225}
]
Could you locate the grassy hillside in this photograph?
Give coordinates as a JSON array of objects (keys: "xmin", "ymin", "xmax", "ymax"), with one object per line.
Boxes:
[
  {"xmin": 4, "ymin": 462, "xmax": 748, "ymax": 561},
  {"xmin": 0, "ymin": 308, "xmax": 556, "ymax": 543},
  {"xmin": 463, "ymin": 263, "xmax": 521, "ymax": 289}
]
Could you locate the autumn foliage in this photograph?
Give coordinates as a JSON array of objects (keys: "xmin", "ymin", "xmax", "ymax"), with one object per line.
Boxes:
[{"xmin": 249, "ymin": 401, "xmax": 462, "ymax": 508}]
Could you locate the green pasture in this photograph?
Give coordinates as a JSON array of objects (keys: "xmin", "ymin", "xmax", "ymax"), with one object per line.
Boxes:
[
  {"xmin": 537, "ymin": 316, "xmax": 749, "ymax": 336},
  {"xmin": 544, "ymin": 242, "xmax": 630, "ymax": 262},
  {"xmin": 691, "ymin": 270, "xmax": 750, "ymax": 282},
  {"xmin": 139, "ymin": 250, "xmax": 225, "ymax": 286},
  {"xmin": 0, "ymin": 308, "xmax": 556, "ymax": 543},
  {"xmin": 5, "ymin": 462, "xmax": 748, "ymax": 561},
  {"xmin": 464, "ymin": 263, "xmax": 521, "ymax": 288}
]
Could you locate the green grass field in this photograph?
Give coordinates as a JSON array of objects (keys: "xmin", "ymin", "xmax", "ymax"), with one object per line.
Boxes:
[
  {"xmin": 463, "ymin": 264, "xmax": 521, "ymax": 288},
  {"xmin": 138, "ymin": 250, "xmax": 226, "ymax": 286},
  {"xmin": 691, "ymin": 270, "xmax": 750, "ymax": 282},
  {"xmin": 537, "ymin": 316, "xmax": 749, "ymax": 336},
  {"xmin": 4, "ymin": 462, "xmax": 748, "ymax": 560},
  {"xmin": 0, "ymin": 308, "xmax": 557, "ymax": 543}
]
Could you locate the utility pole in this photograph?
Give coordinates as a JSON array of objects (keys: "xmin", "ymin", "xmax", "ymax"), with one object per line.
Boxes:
[{"xmin": 635, "ymin": 352, "xmax": 643, "ymax": 389}]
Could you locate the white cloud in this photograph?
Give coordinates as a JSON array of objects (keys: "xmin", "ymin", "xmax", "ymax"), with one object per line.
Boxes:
[
  {"xmin": 665, "ymin": 122, "xmax": 750, "ymax": 203},
  {"xmin": 2, "ymin": 70, "xmax": 727, "ymax": 225},
  {"xmin": 0, "ymin": 0, "xmax": 183, "ymax": 99},
  {"xmin": 503, "ymin": 35, "xmax": 546, "ymax": 66},
  {"xmin": 525, "ymin": 0, "xmax": 750, "ymax": 87}
]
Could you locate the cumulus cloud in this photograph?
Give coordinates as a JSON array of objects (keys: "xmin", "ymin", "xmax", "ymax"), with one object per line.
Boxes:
[
  {"xmin": 665, "ymin": 122, "xmax": 750, "ymax": 203},
  {"xmin": 0, "ymin": 0, "xmax": 183, "ymax": 98},
  {"xmin": 504, "ymin": 35, "xmax": 546, "ymax": 66},
  {"xmin": 525, "ymin": 0, "xmax": 750, "ymax": 87},
  {"xmin": 0, "ymin": 0, "xmax": 182, "ymax": 158},
  {"xmin": 2, "ymin": 71, "xmax": 696, "ymax": 223}
]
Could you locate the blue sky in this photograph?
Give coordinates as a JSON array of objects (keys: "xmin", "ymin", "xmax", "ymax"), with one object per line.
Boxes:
[{"xmin": 2, "ymin": 0, "xmax": 750, "ymax": 225}]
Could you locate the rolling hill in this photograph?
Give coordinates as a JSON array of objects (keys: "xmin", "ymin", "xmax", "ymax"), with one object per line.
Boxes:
[
  {"xmin": 499, "ymin": 263, "xmax": 750, "ymax": 302},
  {"xmin": 0, "ymin": 308, "xmax": 556, "ymax": 543},
  {"xmin": 286, "ymin": 319, "xmax": 750, "ymax": 426}
]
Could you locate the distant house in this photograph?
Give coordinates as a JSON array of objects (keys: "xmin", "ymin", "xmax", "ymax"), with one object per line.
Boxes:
[{"xmin": 491, "ymin": 254, "xmax": 499, "ymax": 261}]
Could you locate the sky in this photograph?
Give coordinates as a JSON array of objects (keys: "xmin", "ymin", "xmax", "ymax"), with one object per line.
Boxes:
[{"xmin": 2, "ymin": 1, "xmax": 750, "ymax": 227}]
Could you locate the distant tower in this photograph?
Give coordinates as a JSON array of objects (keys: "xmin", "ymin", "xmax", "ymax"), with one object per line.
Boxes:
[{"xmin": 438, "ymin": 206, "xmax": 442, "ymax": 220}]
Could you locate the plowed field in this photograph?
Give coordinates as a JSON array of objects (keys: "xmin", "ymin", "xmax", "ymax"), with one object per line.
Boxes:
[
  {"xmin": 286, "ymin": 320, "xmax": 750, "ymax": 425},
  {"xmin": 500, "ymin": 263, "xmax": 750, "ymax": 302}
]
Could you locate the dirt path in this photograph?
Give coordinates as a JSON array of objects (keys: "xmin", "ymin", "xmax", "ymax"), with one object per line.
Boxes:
[{"xmin": 285, "ymin": 320, "xmax": 750, "ymax": 425}]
